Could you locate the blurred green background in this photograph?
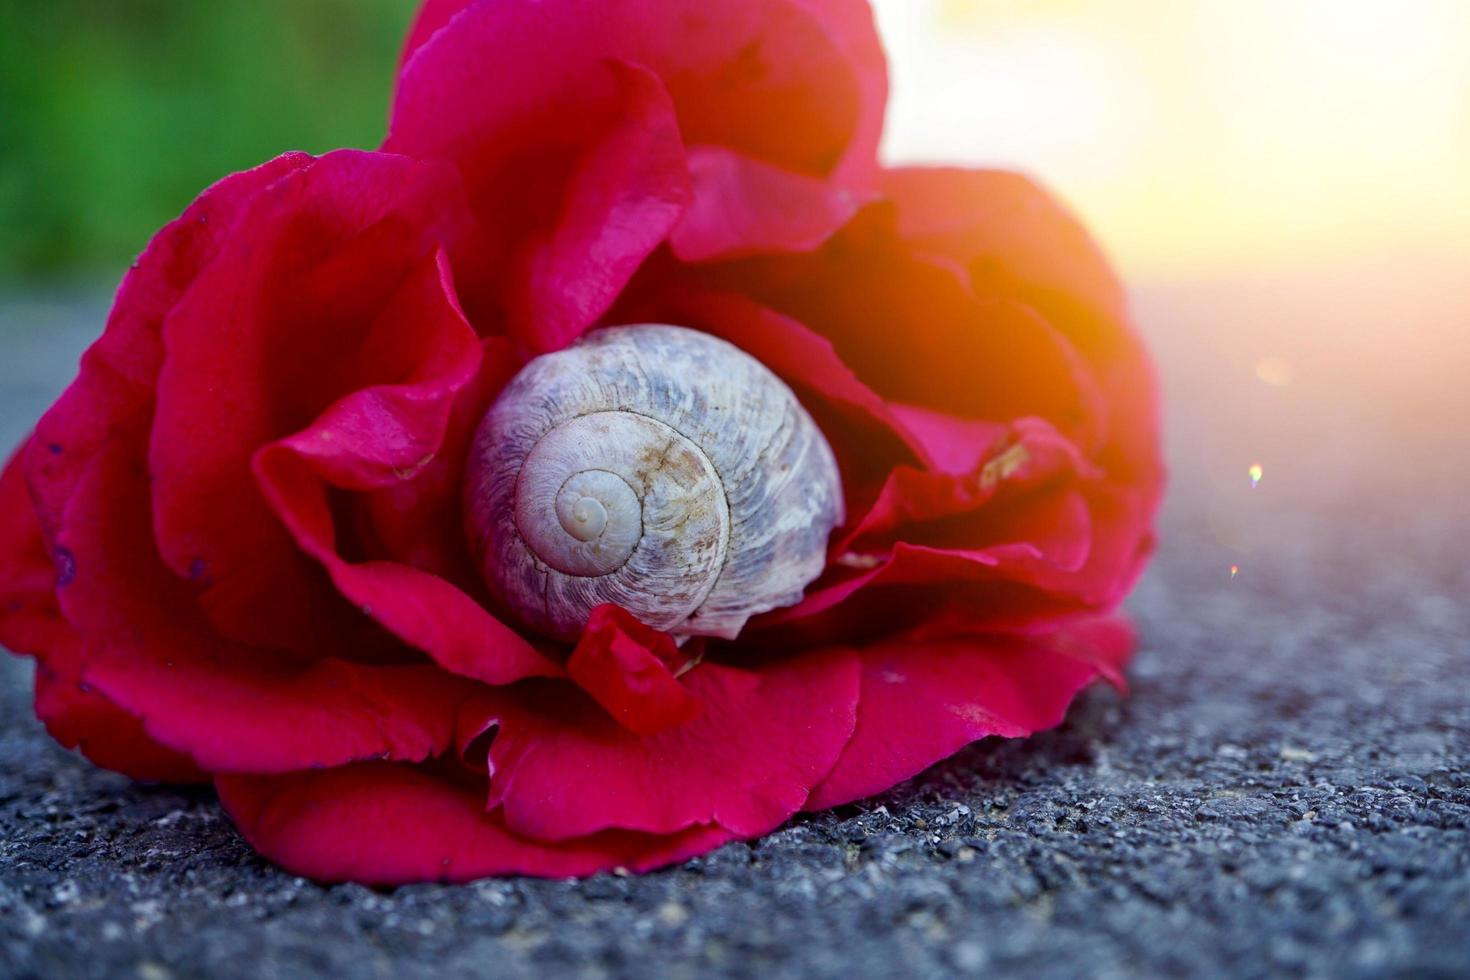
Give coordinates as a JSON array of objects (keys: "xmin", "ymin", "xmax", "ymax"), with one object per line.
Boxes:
[{"xmin": 0, "ymin": 0, "xmax": 414, "ymax": 284}]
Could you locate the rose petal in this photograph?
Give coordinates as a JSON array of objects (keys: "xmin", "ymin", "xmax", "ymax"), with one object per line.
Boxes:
[
  {"xmin": 883, "ymin": 168, "xmax": 1128, "ymax": 335},
  {"xmin": 391, "ymin": 16, "xmax": 693, "ymax": 351},
  {"xmin": 759, "ymin": 478, "xmax": 1152, "ymax": 651},
  {"xmin": 480, "ymin": 647, "xmax": 860, "ymax": 840},
  {"xmin": 839, "ymin": 417, "xmax": 1100, "ymax": 551},
  {"xmin": 882, "ymin": 167, "xmax": 1163, "ymax": 489},
  {"xmin": 147, "ymin": 150, "xmax": 467, "ymax": 654},
  {"xmin": 249, "ymin": 252, "xmax": 560, "ymax": 687},
  {"xmin": 218, "ymin": 763, "xmax": 735, "ymax": 884},
  {"xmin": 711, "ymin": 212, "xmax": 1105, "ymax": 435},
  {"xmin": 400, "ymin": 0, "xmax": 887, "ymax": 183},
  {"xmin": 390, "ymin": 0, "xmax": 883, "ymax": 338},
  {"xmin": 398, "ymin": 0, "xmax": 474, "ymax": 67},
  {"xmin": 33, "ymin": 632, "xmax": 207, "ymax": 783},
  {"xmin": 565, "ymin": 605, "xmax": 700, "ymax": 736},
  {"xmin": 256, "ymin": 454, "xmax": 559, "ymax": 688},
  {"xmin": 788, "ymin": 0, "xmax": 887, "ymax": 184},
  {"xmin": 55, "ymin": 422, "xmax": 495, "ymax": 775},
  {"xmin": 753, "ymin": 417, "xmax": 1119, "ymax": 636},
  {"xmin": 806, "ymin": 617, "xmax": 1135, "ymax": 810},
  {"xmin": 85, "ymin": 644, "xmax": 494, "ymax": 777},
  {"xmin": 355, "ymin": 338, "xmax": 520, "ymax": 588},
  {"xmin": 497, "ymin": 61, "xmax": 691, "ymax": 353},
  {"xmin": 884, "ymin": 403, "xmax": 1008, "ymax": 476},
  {"xmin": 1, "ymin": 444, "xmax": 203, "ymax": 782},
  {"xmin": 261, "ymin": 251, "xmax": 481, "ymax": 491},
  {"xmin": 0, "ymin": 441, "xmax": 60, "ymax": 655},
  {"xmin": 25, "ymin": 153, "xmax": 314, "ymax": 545},
  {"xmin": 393, "ymin": 0, "xmax": 867, "ymax": 177},
  {"xmin": 669, "ymin": 147, "xmax": 864, "ymax": 262}
]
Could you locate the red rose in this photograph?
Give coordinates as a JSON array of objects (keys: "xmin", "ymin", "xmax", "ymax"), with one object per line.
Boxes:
[{"xmin": 0, "ymin": 1, "xmax": 1161, "ymax": 884}]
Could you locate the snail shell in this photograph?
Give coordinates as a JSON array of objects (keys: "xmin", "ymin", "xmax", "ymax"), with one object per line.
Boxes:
[{"xmin": 465, "ymin": 324, "xmax": 845, "ymax": 643}]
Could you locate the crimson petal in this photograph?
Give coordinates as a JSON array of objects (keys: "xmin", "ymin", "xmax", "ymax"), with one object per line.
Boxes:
[
  {"xmin": 25, "ymin": 153, "xmax": 314, "ymax": 546},
  {"xmin": 711, "ymin": 215, "xmax": 1106, "ymax": 437},
  {"xmin": 480, "ymin": 647, "xmax": 860, "ymax": 840},
  {"xmin": 669, "ymin": 147, "xmax": 865, "ymax": 262},
  {"xmin": 32, "ymin": 632, "xmax": 207, "ymax": 783},
  {"xmin": 56, "ymin": 422, "xmax": 495, "ymax": 775},
  {"xmin": 881, "ymin": 166, "xmax": 1164, "ymax": 490},
  {"xmin": 1, "ymin": 445, "xmax": 203, "ymax": 782},
  {"xmin": 218, "ymin": 763, "xmax": 734, "ymax": 884},
  {"xmin": 390, "ymin": 10, "xmax": 694, "ymax": 351},
  {"xmin": 390, "ymin": 0, "xmax": 883, "ymax": 338},
  {"xmin": 807, "ymin": 617, "xmax": 1135, "ymax": 810},
  {"xmin": 772, "ymin": 482, "xmax": 1150, "ymax": 638},
  {"xmin": 838, "ymin": 416, "xmax": 1100, "ymax": 552},
  {"xmin": 394, "ymin": 0, "xmax": 869, "ymax": 177},
  {"xmin": 565, "ymin": 605, "xmax": 700, "ymax": 736},
  {"xmin": 253, "ymin": 253, "xmax": 560, "ymax": 686},
  {"xmin": 147, "ymin": 150, "xmax": 469, "ymax": 654},
  {"xmin": 0, "ymin": 442, "xmax": 63, "ymax": 656}
]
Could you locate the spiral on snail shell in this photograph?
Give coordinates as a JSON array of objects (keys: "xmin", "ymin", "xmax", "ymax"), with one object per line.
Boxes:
[{"xmin": 465, "ymin": 324, "xmax": 845, "ymax": 643}]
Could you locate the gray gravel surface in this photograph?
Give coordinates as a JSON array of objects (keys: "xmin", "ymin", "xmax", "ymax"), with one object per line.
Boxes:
[{"xmin": 1, "ymin": 268, "xmax": 1468, "ymax": 979}]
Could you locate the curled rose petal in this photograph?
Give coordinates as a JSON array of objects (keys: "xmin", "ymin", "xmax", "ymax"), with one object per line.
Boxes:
[
  {"xmin": 766, "ymin": 484, "xmax": 1152, "ymax": 643},
  {"xmin": 395, "ymin": 0, "xmax": 875, "ymax": 177},
  {"xmin": 24, "ymin": 152, "xmax": 315, "ymax": 547},
  {"xmin": 0, "ymin": 442, "xmax": 63, "ymax": 656},
  {"xmin": 564, "ymin": 605, "xmax": 700, "ymax": 736},
  {"xmin": 806, "ymin": 617, "xmax": 1135, "ymax": 810},
  {"xmin": 390, "ymin": 0, "xmax": 885, "ymax": 346},
  {"xmin": 33, "ymin": 632, "xmax": 208, "ymax": 784},
  {"xmin": 390, "ymin": 15, "xmax": 693, "ymax": 350},
  {"xmin": 838, "ymin": 417, "xmax": 1101, "ymax": 551},
  {"xmin": 881, "ymin": 167, "xmax": 1164, "ymax": 489},
  {"xmin": 252, "ymin": 252, "xmax": 561, "ymax": 686},
  {"xmin": 52, "ymin": 420, "xmax": 494, "ymax": 775},
  {"xmin": 669, "ymin": 147, "xmax": 865, "ymax": 262},
  {"xmin": 147, "ymin": 150, "xmax": 471, "ymax": 655},
  {"xmin": 0, "ymin": 446, "xmax": 203, "ymax": 783},
  {"xmin": 478, "ymin": 647, "xmax": 861, "ymax": 841},
  {"xmin": 218, "ymin": 763, "xmax": 735, "ymax": 885},
  {"xmin": 883, "ymin": 403, "xmax": 1009, "ymax": 477}
]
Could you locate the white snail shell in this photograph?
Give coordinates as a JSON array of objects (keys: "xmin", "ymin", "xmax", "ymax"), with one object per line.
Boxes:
[{"xmin": 465, "ymin": 324, "xmax": 845, "ymax": 643}]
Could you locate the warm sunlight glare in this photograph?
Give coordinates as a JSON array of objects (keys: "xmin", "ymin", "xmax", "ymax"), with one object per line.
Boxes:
[{"xmin": 873, "ymin": 0, "xmax": 1470, "ymax": 277}]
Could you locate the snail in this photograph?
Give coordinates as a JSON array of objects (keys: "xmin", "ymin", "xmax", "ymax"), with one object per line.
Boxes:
[{"xmin": 465, "ymin": 324, "xmax": 845, "ymax": 643}]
